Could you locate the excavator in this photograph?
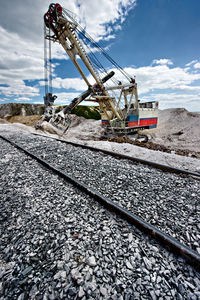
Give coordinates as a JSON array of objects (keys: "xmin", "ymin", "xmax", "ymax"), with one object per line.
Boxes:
[{"xmin": 37, "ymin": 3, "xmax": 158, "ymax": 136}]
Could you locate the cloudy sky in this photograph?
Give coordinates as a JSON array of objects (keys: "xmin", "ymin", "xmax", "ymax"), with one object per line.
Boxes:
[{"xmin": 0, "ymin": 0, "xmax": 200, "ymax": 111}]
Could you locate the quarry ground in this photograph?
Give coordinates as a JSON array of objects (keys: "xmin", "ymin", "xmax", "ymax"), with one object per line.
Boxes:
[{"xmin": 0, "ymin": 108, "xmax": 200, "ymax": 173}]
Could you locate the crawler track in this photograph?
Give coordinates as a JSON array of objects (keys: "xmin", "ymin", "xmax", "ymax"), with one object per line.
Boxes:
[{"xmin": 1, "ymin": 133, "xmax": 200, "ymax": 272}]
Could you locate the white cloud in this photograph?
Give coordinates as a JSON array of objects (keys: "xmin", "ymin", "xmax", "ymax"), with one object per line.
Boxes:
[
  {"xmin": 54, "ymin": 92, "xmax": 80, "ymax": 104},
  {"xmin": 0, "ymin": 25, "xmax": 66, "ymax": 82},
  {"xmin": 152, "ymin": 59, "xmax": 173, "ymax": 66},
  {"xmin": 173, "ymin": 85, "xmax": 200, "ymax": 92},
  {"xmin": 0, "ymin": 26, "xmax": 43, "ymax": 81},
  {"xmin": 53, "ymin": 77, "xmax": 87, "ymax": 91},
  {"xmin": 194, "ymin": 62, "xmax": 200, "ymax": 69},
  {"xmin": 101, "ymin": 63, "xmax": 200, "ymax": 111},
  {"xmin": 140, "ymin": 92, "xmax": 200, "ymax": 111},
  {"xmin": 104, "ymin": 64, "xmax": 200, "ymax": 95},
  {"xmin": 14, "ymin": 97, "xmax": 32, "ymax": 102},
  {"xmin": 102, "ymin": 34, "xmax": 116, "ymax": 41},
  {"xmin": 32, "ymin": 101, "xmax": 44, "ymax": 104},
  {"xmin": 78, "ymin": 0, "xmax": 137, "ymax": 40},
  {"xmin": 114, "ymin": 24, "xmax": 122, "ymax": 31},
  {"xmin": 39, "ymin": 77, "xmax": 87, "ymax": 91},
  {"xmin": 0, "ymin": 98, "xmax": 9, "ymax": 102},
  {"xmin": 136, "ymin": 65, "xmax": 200, "ymax": 94},
  {"xmin": 185, "ymin": 60, "xmax": 198, "ymax": 67},
  {"xmin": 0, "ymin": 80, "xmax": 39, "ymax": 98},
  {"xmin": 145, "ymin": 93, "xmax": 199, "ymax": 102},
  {"xmin": 0, "ymin": 25, "xmax": 42, "ymax": 100},
  {"xmin": 154, "ymin": 93, "xmax": 198, "ymax": 113}
]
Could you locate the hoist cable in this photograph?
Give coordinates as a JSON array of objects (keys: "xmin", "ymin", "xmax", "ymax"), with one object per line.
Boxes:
[
  {"xmin": 78, "ymin": 30, "xmax": 121, "ymax": 86},
  {"xmin": 78, "ymin": 32, "xmax": 108, "ymax": 73},
  {"xmin": 48, "ymin": 26, "xmax": 53, "ymax": 94},
  {"xmin": 62, "ymin": 8, "xmax": 133, "ymax": 82},
  {"xmin": 44, "ymin": 24, "xmax": 48, "ymax": 95},
  {"xmin": 75, "ymin": 27, "xmax": 132, "ymax": 81}
]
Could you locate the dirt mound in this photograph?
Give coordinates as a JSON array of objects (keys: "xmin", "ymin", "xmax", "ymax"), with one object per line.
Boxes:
[
  {"xmin": 0, "ymin": 118, "xmax": 9, "ymax": 124},
  {"xmin": 69, "ymin": 114, "xmax": 88, "ymax": 128},
  {"xmin": 33, "ymin": 114, "xmax": 102, "ymax": 140},
  {"xmin": 36, "ymin": 121, "xmax": 62, "ymax": 135},
  {"xmin": 107, "ymin": 136, "xmax": 200, "ymax": 158},
  {"xmin": 64, "ymin": 115, "xmax": 102, "ymax": 140},
  {"xmin": 142, "ymin": 108, "xmax": 200, "ymax": 152},
  {"xmin": 6, "ymin": 115, "xmax": 41, "ymax": 126}
]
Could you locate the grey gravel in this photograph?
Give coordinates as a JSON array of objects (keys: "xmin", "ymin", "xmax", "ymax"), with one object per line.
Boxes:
[
  {"xmin": 4, "ymin": 132, "xmax": 200, "ymax": 251},
  {"xmin": 0, "ymin": 134, "xmax": 200, "ymax": 299},
  {"xmin": 86, "ymin": 256, "xmax": 96, "ymax": 267}
]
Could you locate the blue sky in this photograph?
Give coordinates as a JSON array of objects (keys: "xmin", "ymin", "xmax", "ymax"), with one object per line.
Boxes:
[{"xmin": 0, "ymin": 0, "xmax": 200, "ymax": 111}]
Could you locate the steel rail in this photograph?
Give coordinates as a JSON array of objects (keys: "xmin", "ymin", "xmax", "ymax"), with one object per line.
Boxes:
[
  {"xmin": 32, "ymin": 132, "xmax": 200, "ymax": 178},
  {"xmin": 1, "ymin": 134, "xmax": 200, "ymax": 271}
]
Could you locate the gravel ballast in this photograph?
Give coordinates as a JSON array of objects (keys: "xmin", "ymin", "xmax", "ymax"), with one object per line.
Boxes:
[
  {"xmin": 1, "ymin": 138, "xmax": 200, "ymax": 299},
  {"xmin": 2, "ymin": 133, "xmax": 200, "ymax": 253}
]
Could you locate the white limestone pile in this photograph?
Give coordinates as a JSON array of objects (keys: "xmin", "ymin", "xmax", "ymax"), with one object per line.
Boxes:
[{"xmin": 144, "ymin": 108, "xmax": 200, "ymax": 152}]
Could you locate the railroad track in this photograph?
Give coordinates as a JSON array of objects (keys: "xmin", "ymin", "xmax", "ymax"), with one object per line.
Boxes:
[
  {"xmin": 0, "ymin": 133, "xmax": 200, "ymax": 267},
  {"xmin": 32, "ymin": 132, "xmax": 200, "ymax": 178},
  {"xmin": 0, "ymin": 133, "xmax": 200, "ymax": 299}
]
